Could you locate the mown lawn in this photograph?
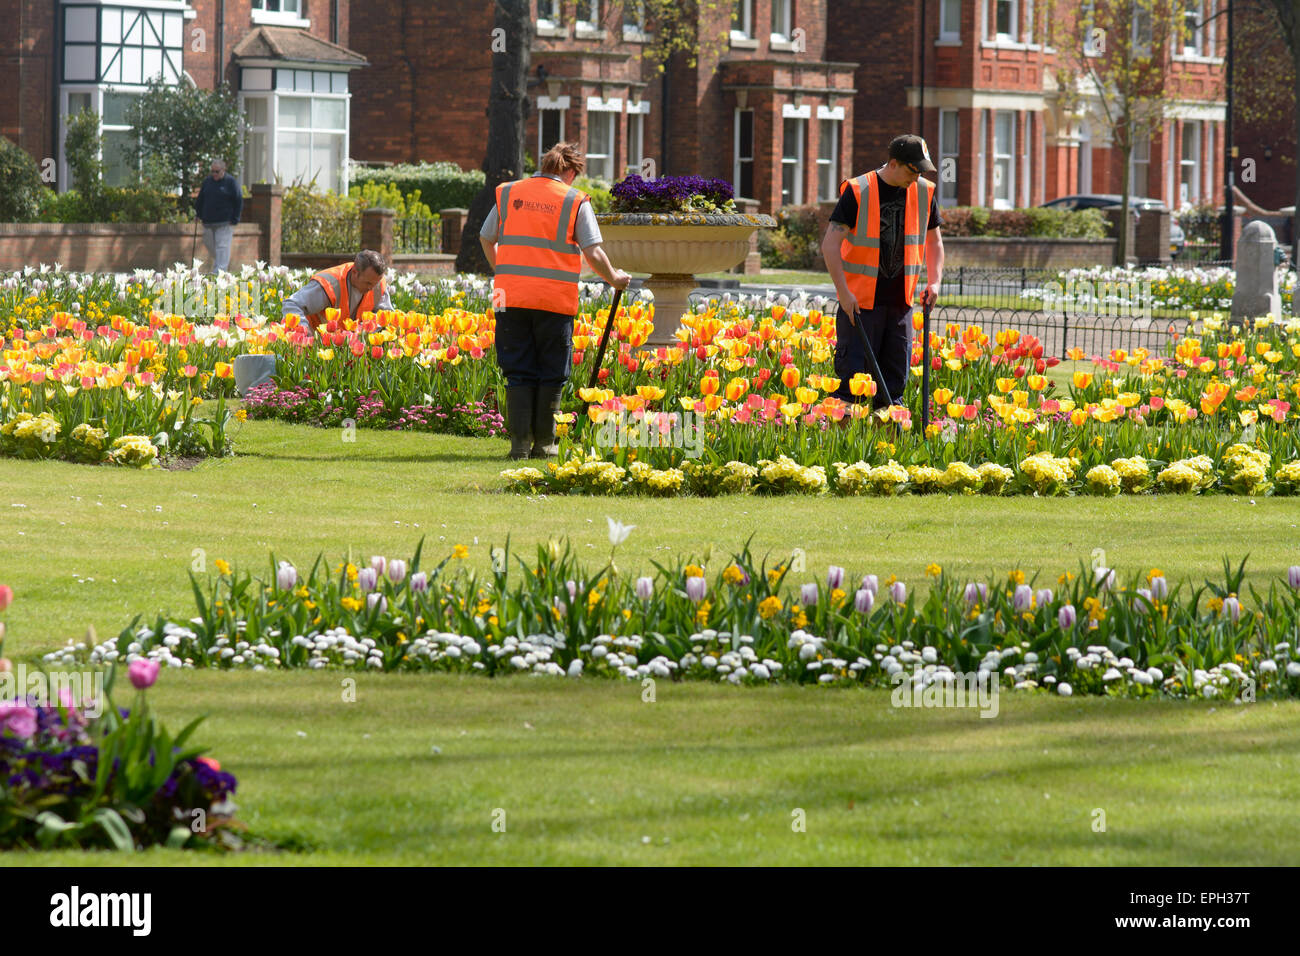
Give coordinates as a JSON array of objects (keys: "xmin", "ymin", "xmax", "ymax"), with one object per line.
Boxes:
[
  {"xmin": 2, "ymin": 417, "xmax": 1299, "ymax": 657},
  {"xmin": 5, "ymin": 673, "xmax": 1299, "ymax": 866},
  {"xmin": 3, "ymin": 419, "xmax": 1300, "ymax": 865}
]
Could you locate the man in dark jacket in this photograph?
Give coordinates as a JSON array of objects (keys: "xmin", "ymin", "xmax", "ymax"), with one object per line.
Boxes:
[{"xmin": 193, "ymin": 159, "xmax": 242, "ymax": 273}]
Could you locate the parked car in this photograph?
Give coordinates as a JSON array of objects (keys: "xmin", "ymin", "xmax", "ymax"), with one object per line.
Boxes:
[{"xmin": 1040, "ymin": 194, "xmax": 1185, "ymax": 258}]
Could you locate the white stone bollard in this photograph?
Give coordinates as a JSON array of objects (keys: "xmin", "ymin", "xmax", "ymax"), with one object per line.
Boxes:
[
  {"xmin": 1231, "ymin": 220, "xmax": 1281, "ymax": 322},
  {"xmin": 234, "ymin": 354, "xmax": 277, "ymax": 396}
]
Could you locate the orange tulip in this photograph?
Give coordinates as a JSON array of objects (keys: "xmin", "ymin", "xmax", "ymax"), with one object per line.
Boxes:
[{"xmin": 781, "ymin": 366, "xmax": 801, "ymax": 390}]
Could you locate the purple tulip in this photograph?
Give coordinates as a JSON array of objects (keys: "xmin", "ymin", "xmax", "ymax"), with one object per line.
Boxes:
[
  {"xmin": 1136, "ymin": 587, "xmax": 1153, "ymax": 608},
  {"xmin": 411, "ymin": 571, "xmax": 428, "ymax": 593},
  {"xmin": 276, "ymin": 561, "xmax": 297, "ymax": 591},
  {"xmin": 367, "ymin": 592, "xmax": 387, "ymax": 614},
  {"xmin": 963, "ymin": 582, "xmax": 987, "ymax": 606},
  {"xmin": 128, "ymin": 658, "xmax": 160, "ymax": 690},
  {"xmin": 357, "ymin": 567, "xmax": 378, "ymax": 592},
  {"xmin": 1223, "ymin": 596, "xmax": 1241, "ymax": 623},
  {"xmin": 1150, "ymin": 575, "xmax": 1168, "ymax": 600},
  {"xmin": 854, "ymin": 588, "xmax": 874, "ymax": 614},
  {"xmin": 826, "ymin": 565, "xmax": 845, "ymax": 591},
  {"xmin": 388, "ymin": 559, "xmax": 407, "ymax": 584},
  {"xmin": 566, "ymin": 580, "xmax": 578, "ymax": 601},
  {"xmin": 1058, "ymin": 604, "xmax": 1076, "ymax": 630},
  {"xmin": 1095, "ymin": 567, "xmax": 1116, "ymax": 590},
  {"xmin": 1013, "ymin": 584, "xmax": 1032, "ymax": 612},
  {"xmin": 801, "ymin": 582, "xmax": 819, "ymax": 607},
  {"xmin": 686, "ymin": 576, "xmax": 707, "ymax": 603},
  {"xmin": 635, "ymin": 576, "xmax": 654, "ymax": 601},
  {"xmin": 861, "ymin": 574, "xmax": 879, "ymax": 595},
  {"xmin": 1035, "ymin": 588, "xmax": 1053, "ymax": 608},
  {"xmin": 1288, "ymin": 566, "xmax": 1300, "ymax": 591},
  {"xmin": 370, "ymin": 555, "xmax": 386, "ymax": 576},
  {"xmin": 890, "ymin": 581, "xmax": 907, "ymax": 604}
]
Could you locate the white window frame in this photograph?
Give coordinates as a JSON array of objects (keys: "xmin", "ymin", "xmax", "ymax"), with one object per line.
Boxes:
[
  {"xmin": 1182, "ymin": 0, "xmax": 1202, "ymax": 57},
  {"xmin": 1078, "ymin": 120, "xmax": 1092, "ymax": 195},
  {"xmin": 733, "ymin": 107, "xmax": 754, "ymax": 199},
  {"xmin": 1021, "ymin": 112, "xmax": 1031, "ymax": 207},
  {"xmin": 576, "ymin": 0, "xmax": 602, "ymax": 36},
  {"xmin": 622, "ymin": 0, "xmax": 649, "ymax": 41},
  {"xmin": 1179, "ymin": 120, "xmax": 1201, "ymax": 205},
  {"xmin": 992, "ymin": 110, "xmax": 1015, "ymax": 209},
  {"xmin": 731, "ymin": 0, "xmax": 755, "ymax": 42},
  {"xmin": 585, "ymin": 99, "xmax": 620, "ymax": 181},
  {"xmin": 537, "ymin": 95, "xmax": 569, "ymax": 161},
  {"xmin": 1081, "ymin": 0, "xmax": 1101, "ymax": 56},
  {"xmin": 781, "ymin": 107, "xmax": 808, "ymax": 206},
  {"xmin": 939, "ymin": 0, "xmax": 962, "ymax": 42},
  {"xmin": 625, "ymin": 108, "xmax": 646, "ymax": 176},
  {"xmin": 241, "ymin": 70, "xmax": 353, "ymax": 194},
  {"xmin": 771, "ymin": 0, "xmax": 793, "ymax": 44},
  {"xmin": 251, "ymin": 0, "xmax": 310, "ymax": 29},
  {"xmin": 816, "ymin": 109, "xmax": 843, "ymax": 202},
  {"xmin": 1130, "ymin": 129, "xmax": 1150, "ymax": 196},
  {"xmin": 938, "ymin": 108, "xmax": 959, "ymax": 206},
  {"xmin": 995, "ymin": 0, "xmax": 1017, "ymax": 42}
]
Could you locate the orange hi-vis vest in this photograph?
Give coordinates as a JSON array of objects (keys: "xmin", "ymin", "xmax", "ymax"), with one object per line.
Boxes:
[
  {"xmin": 838, "ymin": 170, "xmax": 932, "ymax": 309},
  {"xmin": 492, "ymin": 175, "xmax": 588, "ymax": 315},
  {"xmin": 306, "ymin": 263, "xmax": 387, "ymax": 330}
]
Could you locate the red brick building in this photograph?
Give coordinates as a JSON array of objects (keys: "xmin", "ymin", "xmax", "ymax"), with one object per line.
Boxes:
[
  {"xmin": 349, "ymin": 1, "xmax": 858, "ymax": 212},
  {"xmin": 0, "ymin": 0, "xmax": 367, "ymax": 195},
  {"xmin": 830, "ymin": 0, "xmax": 1231, "ymax": 212}
]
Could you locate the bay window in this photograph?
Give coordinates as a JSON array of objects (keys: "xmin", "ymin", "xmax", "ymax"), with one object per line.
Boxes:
[{"xmin": 241, "ymin": 68, "xmax": 352, "ymax": 194}]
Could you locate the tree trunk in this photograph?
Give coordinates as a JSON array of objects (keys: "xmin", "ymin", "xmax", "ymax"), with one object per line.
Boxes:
[{"xmin": 456, "ymin": 0, "xmax": 533, "ymax": 275}]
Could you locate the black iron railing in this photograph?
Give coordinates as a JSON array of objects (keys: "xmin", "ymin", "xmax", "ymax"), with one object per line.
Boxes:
[{"xmin": 394, "ymin": 217, "xmax": 442, "ymax": 254}]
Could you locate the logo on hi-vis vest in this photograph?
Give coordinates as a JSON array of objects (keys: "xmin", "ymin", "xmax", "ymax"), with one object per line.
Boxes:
[{"xmin": 512, "ymin": 198, "xmax": 559, "ymax": 214}]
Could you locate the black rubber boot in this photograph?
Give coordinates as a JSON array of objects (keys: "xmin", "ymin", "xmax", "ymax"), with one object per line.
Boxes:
[
  {"xmin": 530, "ymin": 385, "xmax": 564, "ymax": 458},
  {"xmin": 505, "ymin": 386, "xmax": 534, "ymax": 460}
]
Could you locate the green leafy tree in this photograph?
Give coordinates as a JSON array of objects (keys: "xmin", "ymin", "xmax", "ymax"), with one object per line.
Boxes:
[
  {"xmin": 1043, "ymin": 0, "xmax": 1193, "ymax": 263},
  {"xmin": 126, "ymin": 78, "xmax": 245, "ymax": 197},
  {"xmin": 1261, "ymin": 0, "xmax": 1300, "ymax": 266},
  {"xmin": 63, "ymin": 109, "xmax": 104, "ymax": 195},
  {"xmin": 0, "ymin": 136, "xmax": 47, "ymax": 222}
]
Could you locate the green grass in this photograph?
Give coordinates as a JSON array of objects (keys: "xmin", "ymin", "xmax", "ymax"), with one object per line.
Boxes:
[
  {"xmin": 5, "ymin": 673, "xmax": 1299, "ymax": 866},
  {"xmin": 5, "ymin": 419, "xmax": 1300, "ymax": 864},
  {"xmin": 4, "ymin": 416, "xmax": 1300, "ymax": 658}
]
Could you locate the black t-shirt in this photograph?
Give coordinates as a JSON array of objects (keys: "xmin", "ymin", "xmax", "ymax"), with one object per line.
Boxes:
[{"xmin": 830, "ymin": 173, "xmax": 942, "ymax": 308}]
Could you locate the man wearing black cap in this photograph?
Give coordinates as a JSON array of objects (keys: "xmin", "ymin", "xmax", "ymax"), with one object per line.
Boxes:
[{"xmin": 821, "ymin": 134, "xmax": 945, "ymax": 410}]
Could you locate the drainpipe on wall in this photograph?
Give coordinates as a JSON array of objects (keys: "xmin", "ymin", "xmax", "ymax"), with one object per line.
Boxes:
[
  {"xmin": 660, "ymin": 55, "xmax": 669, "ymax": 177},
  {"xmin": 332, "ymin": 0, "xmax": 340, "ymax": 44},
  {"xmin": 217, "ymin": 0, "xmax": 225, "ymax": 87}
]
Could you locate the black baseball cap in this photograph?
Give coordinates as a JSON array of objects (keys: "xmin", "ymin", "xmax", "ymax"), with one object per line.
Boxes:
[{"xmin": 889, "ymin": 134, "xmax": 936, "ymax": 173}]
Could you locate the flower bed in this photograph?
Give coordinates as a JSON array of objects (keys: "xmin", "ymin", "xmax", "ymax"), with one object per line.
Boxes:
[
  {"xmin": 42, "ymin": 540, "xmax": 1300, "ymax": 700},
  {"xmin": 0, "ymin": 589, "xmax": 242, "ymax": 851}
]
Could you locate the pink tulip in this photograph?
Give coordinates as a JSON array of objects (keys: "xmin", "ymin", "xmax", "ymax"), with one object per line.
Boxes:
[
  {"xmin": 128, "ymin": 658, "xmax": 160, "ymax": 690},
  {"xmin": 0, "ymin": 584, "xmax": 12, "ymax": 611}
]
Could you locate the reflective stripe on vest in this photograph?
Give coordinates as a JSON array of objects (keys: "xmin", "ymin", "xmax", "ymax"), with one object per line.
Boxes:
[
  {"xmin": 306, "ymin": 263, "xmax": 385, "ymax": 330},
  {"xmin": 838, "ymin": 170, "xmax": 929, "ymax": 310},
  {"xmin": 492, "ymin": 176, "xmax": 586, "ymax": 315}
]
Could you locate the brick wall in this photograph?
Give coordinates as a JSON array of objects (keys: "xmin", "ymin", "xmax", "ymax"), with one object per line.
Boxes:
[
  {"xmin": 0, "ymin": 0, "xmax": 57, "ymax": 161},
  {"xmin": 349, "ymin": 0, "xmax": 491, "ymax": 167},
  {"xmin": 0, "ymin": 223, "xmax": 263, "ymax": 272}
]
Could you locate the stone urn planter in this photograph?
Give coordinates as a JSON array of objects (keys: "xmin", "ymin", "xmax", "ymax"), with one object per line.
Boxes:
[{"xmin": 596, "ymin": 212, "xmax": 776, "ymax": 346}]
